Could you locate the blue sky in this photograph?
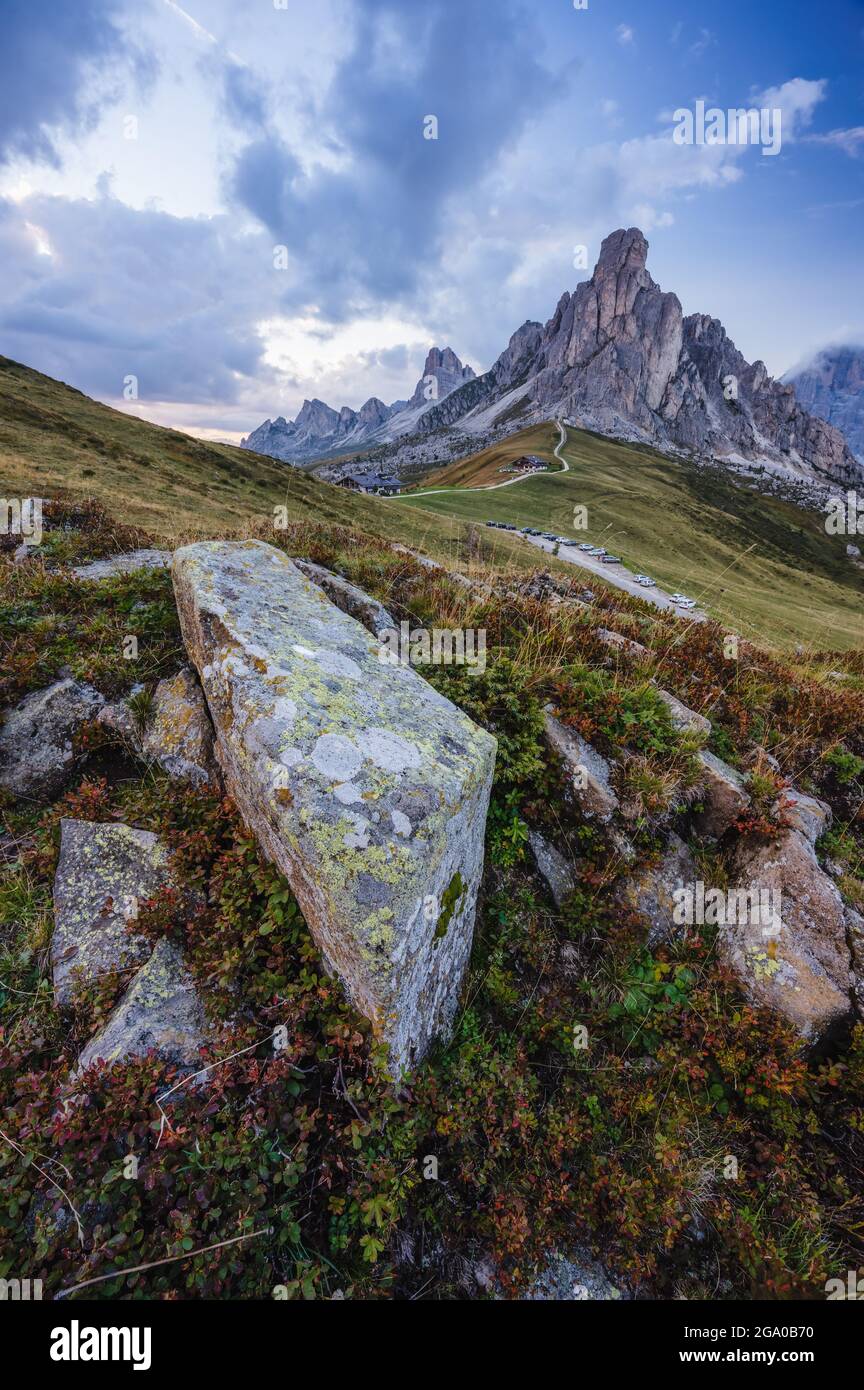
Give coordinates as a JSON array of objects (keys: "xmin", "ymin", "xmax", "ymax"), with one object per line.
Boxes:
[{"xmin": 0, "ymin": 0, "xmax": 862, "ymax": 441}]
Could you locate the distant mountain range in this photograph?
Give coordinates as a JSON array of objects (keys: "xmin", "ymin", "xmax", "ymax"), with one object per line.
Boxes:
[
  {"xmin": 241, "ymin": 347, "xmax": 475, "ymax": 462},
  {"xmin": 244, "ymin": 228, "xmax": 863, "ymax": 489},
  {"xmin": 785, "ymin": 346, "xmax": 864, "ymax": 465}
]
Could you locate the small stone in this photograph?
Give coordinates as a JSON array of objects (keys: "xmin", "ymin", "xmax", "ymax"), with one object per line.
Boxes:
[
  {"xmin": 528, "ymin": 829, "xmax": 577, "ymax": 908},
  {"xmin": 543, "ymin": 708, "xmax": 618, "ymax": 822},
  {"xmin": 773, "ymin": 788, "xmax": 832, "ymax": 845},
  {"xmin": 615, "ymin": 832, "xmax": 697, "ymax": 945},
  {"xmin": 692, "ymin": 750, "xmax": 749, "ymax": 838},
  {"xmin": 0, "ymin": 679, "xmax": 104, "ymax": 802},
  {"xmin": 75, "ymin": 937, "xmax": 206, "ymax": 1073},
  {"xmin": 52, "ymin": 819, "xmax": 182, "ymax": 1008},
  {"xmin": 656, "ymin": 689, "xmax": 711, "ymax": 737},
  {"xmin": 142, "ymin": 667, "xmax": 220, "ymax": 788},
  {"xmin": 72, "ymin": 549, "xmax": 171, "ymax": 581}
]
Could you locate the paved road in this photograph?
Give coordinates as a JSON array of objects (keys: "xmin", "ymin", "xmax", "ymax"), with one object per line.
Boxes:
[
  {"xmin": 523, "ymin": 533, "xmax": 706, "ymax": 620},
  {"xmin": 406, "ymin": 420, "xmax": 569, "ymax": 498}
]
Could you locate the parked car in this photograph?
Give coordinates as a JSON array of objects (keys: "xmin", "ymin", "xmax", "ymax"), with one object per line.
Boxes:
[
  {"xmin": 634, "ymin": 575, "xmax": 656, "ymax": 588},
  {"xmin": 578, "ymin": 543, "xmax": 594, "ymax": 551},
  {"xmin": 676, "ymin": 597, "xmax": 697, "ymax": 610},
  {"xmin": 602, "ymin": 554, "xmax": 622, "ymax": 564},
  {"xmin": 587, "ymin": 547, "xmax": 606, "ymax": 556}
]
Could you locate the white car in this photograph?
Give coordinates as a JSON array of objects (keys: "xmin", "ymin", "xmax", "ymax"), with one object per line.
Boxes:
[
  {"xmin": 635, "ymin": 575, "xmax": 656, "ymax": 588},
  {"xmin": 578, "ymin": 543, "xmax": 594, "ymax": 551},
  {"xmin": 675, "ymin": 597, "xmax": 697, "ymax": 610}
]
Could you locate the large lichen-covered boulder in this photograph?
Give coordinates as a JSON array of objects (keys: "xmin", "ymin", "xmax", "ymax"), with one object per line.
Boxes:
[
  {"xmin": 52, "ymin": 819, "xmax": 180, "ymax": 1007},
  {"xmin": 172, "ymin": 540, "xmax": 496, "ymax": 1074},
  {"xmin": 0, "ymin": 679, "xmax": 104, "ymax": 802},
  {"xmin": 656, "ymin": 689, "xmax": 711, "ymax": 738},
  {"xmin": 726, "ymin": 829, "xmax": 856, "ymax": 1047},
  {"xmin": 76, "ymin": 938, "xmax": 206, "ymax": 1074}
]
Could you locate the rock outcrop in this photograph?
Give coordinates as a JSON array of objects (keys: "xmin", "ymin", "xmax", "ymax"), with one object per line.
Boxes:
[
  {"xmin": 293, "ymin": 560, "xmax": 396, "ymax": 638},
  {"xmin": 528, "ymin": 829, "xmax": 577, "ymax": 908},
  {"xmin": 172, "ymin": 540, "xmax": 496, "ymax": 1074},
  {"xmin": 544, "ymin": 708, "xmax": 618, "ymax": 822},
  {"xmin": 76, "ymin": 937, "xmax": 206, "ymax": 1074},
  {"xmin": 51, "ymin": 819, "xmax": 183, "ymax": 1007},
  {"xmin": 692, "ymin": 750, "xmax": 750, "ymax": 838},
  {"xmin": 0, "ymin": 679, "xmax": 104, "ymax": 801},
  {"xmin": 72, "ymin": 550, "xmax": 171, "ymax": 581},
  {"xmin": 726, "ymin": 828, "xmax": 856, "ymax": 1046},
  {"xmin": 615, "ymin": 832, "xmax": 697, "ymax": 946},
  {"xmin": 98, "ymin": 668, "xmax": 220, "ymax": 788}
]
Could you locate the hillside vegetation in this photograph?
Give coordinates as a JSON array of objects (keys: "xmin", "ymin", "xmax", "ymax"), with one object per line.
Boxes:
[{"xmin": 400, "ymin": 425, "xmax": 864, "ymax": 652}]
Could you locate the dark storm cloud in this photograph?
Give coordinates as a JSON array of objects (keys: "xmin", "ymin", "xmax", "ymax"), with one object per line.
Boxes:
[
  {"xmin": 229, "ymin": 0, "xmax": 562, "ymax": 314},
  {"xmin": 0, "ymin": 0, "xmax": 155, "ymax": 166},
  {"xmin": 0, "ymin": 192, "xmax": 277, "ymax": 406}
]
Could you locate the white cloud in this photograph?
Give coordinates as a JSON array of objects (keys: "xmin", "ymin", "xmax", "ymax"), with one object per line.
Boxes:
[{"xmin": 616, "ymin": 24, "xmax": 634, "ymax": 46}]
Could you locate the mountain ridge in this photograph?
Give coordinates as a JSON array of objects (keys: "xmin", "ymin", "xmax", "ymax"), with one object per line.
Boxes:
[
  {"xmin": 241, "ymin": 346, "xmax": 475, "ymax": 464},
  {"xmin": 785, "ymin": 345, "xmax": 864, "ymax": 464}
]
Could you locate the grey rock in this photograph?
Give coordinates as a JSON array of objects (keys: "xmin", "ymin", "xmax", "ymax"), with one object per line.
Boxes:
[
  {"xmin": 726, "ymin": 829, "xmax": 856, "ymax": 1046},
  {"xmin": 692, "ymin": 750, "xmax": 749, "ymax": 838},
  {"xmin": 172, "ymin": 540, "xmax": 497, "ymax": 1075},
  {"xmin": 596, "ymin": 628, "xmax": 649, "ymax": 658},
  {"xmin": 143, "ymin": 668, "xmax": 220, "ymax": 788},
  {"xmin": 657, "ymin": 689, "xmax": 711, "ymax": 738},
  {"xmin": 52, "ymin": 819, "xmax": 178, "ymax": 1008},
  {"xmin": 294, "ymin": 560, "xmax": 396, "ymax": 637},
  {"xmin": 528, "ymin": 829, "xmax": 577, "ymax": 908},
  {"xmin": 98, "ymin": 669, "xmax": 220, "ymax": 789},
  {"xmin": 0, "ymin": 679, "xmax": 104, "ymax": 801},
  {"xmin": 544, "ymin": 708, "xmax": 618, "ymax": 822},
  {"xmin": 76, "ymin": 937, "xmax": 206, "ymax": 1073},
  {"xmin": 523, "ymin": 1249, "xmax": 628, "ymax": 1301},
  {"xmin": 615, "ymin": 832, "xmax": 697, "ymax": 945},
  {"xmin": 72, "ymin": 549, "xmax": 171, "ymax": 581},
  {"xmin": 774, "ymin": 788, "xmax": 832, "ymax": 845}
]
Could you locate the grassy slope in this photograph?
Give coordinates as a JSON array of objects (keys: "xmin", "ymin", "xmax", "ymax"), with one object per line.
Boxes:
[
  {"xmin": 0, "ymin": 356, "xmax": 552, "ymax": 576},
  {"xmin": 396, "ymin": 424, "xmax": 864, "ymax": 651}
]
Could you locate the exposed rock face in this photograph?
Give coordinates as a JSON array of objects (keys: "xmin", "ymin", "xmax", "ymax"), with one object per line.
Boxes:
[
  {"xmin": 786, "ymin": 346, "xmax": 864, "ymax": 462},
  {"xmin": 76, "ymin": 937, "xmax": 206, "ymax": 1074},
  {"xmin": 52, "ymin": 820, "xmax": 178, "ymax": 1008},
  {"xmin": 412, "ymin": 229, "xmax": 863, "ymax": 488},
  {"xmin": 615, "ymin": 832, "xmax": 697, "ymax": 945},
  {"xmin": 656, "ymin": 689, "xmax": 711, "ymax": 738},
  {"xmin": 726, "ymin": 829, "xmax": 856, "ymax": 1046},
  {"xmin": 774, "ymin": 788, "xmax": 831, "ymax": 845},
  {"xmin": 172, "ymin": 540, "xmax": 496, "ymax": 1074},
  {"xmin": 407, "ymin": 347, "xmax": 476, "ymax": 409},
  {"xmin": 293, "ymin": 560, "xmax": 396, "ymax": 638},
  {"xmin": 543, "ymin": 708, "xmax": 618, "ymax": 822},
  {"xmin": 528, "ymin": 829, "xmax": 577, "ymax": 908},
  {"xmin": 0, "ymin": 679, "xmax": 104, "ymax": 801},
  {"xmin": 523, "ymin": 1250, "xmax": 628, "ymax": 1301},
  {"xmin": 98, "ymin": 669, "xmax": 220, "ymax": 788},
  {"xmin": 143, "ymin": 668, "xmax": 220, "ymax": 788},
  {"xmin": 692, "ymin": 750, "xmax": 750, "ymax": 838},
  {"xmin": 72, "ymin": 549, "xmax": 171, "ymax": 581},
  {"xmin": 241, "ymin": 346, "xmax": 475, "ymax": 464}
]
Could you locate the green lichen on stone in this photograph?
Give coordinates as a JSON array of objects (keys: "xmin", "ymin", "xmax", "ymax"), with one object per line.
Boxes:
[{"xmin": 435, "ymin": 871, "xmax": 466, "ymax": 943}]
